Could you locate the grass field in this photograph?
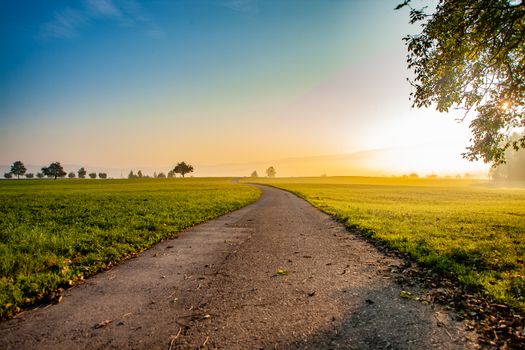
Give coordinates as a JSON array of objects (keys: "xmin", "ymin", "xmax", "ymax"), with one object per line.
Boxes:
[
  {"xmin": 248, "ymin": 176, "xmax": 525, "ymax": 311},
  {"xmin": 0, "ymin": 178, "xmax": 260, "ymax": 319}
]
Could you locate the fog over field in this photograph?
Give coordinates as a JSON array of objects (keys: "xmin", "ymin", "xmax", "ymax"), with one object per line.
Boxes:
[{"xmin": 0, "ymin": 146, "xmax": 490, "ymax": 179}]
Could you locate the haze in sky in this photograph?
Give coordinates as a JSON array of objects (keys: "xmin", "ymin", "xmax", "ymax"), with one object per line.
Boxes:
[{"xmin": 1, "ymin": 0, "xmax": 489, "ymax": 177}]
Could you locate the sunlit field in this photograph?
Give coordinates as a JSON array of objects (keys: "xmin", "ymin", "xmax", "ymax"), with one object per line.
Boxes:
[
  {"xmin": 247, "ymin": 176, "xmax": 525, "ymax": 310},
  {"xmin": 0, "ymin": 178, "xmax": 260, "ymax": 319}
]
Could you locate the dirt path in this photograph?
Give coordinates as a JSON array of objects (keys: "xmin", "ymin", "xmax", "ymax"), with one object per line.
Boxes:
[{"xmin": 0, "ymin": 185, "xmax": 477, "ymax": 349}]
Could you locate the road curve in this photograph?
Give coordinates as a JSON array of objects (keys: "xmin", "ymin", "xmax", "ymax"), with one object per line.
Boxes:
[{"xmin": 0, "ymin": 185, "xmax": 477, "ymax": 349}]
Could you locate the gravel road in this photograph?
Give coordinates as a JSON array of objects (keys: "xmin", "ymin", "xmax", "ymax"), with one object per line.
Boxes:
[{"xmin": 0, "ymin": 185, "xmax": 478, "ymax": 349}]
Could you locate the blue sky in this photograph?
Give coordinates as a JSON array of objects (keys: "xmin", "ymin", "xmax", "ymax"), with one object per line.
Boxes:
[{"xmin": 0, "ymin": 0, "xmax": 488, "ymax": 176}]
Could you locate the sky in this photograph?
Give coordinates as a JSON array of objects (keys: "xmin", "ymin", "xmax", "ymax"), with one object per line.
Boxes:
[{"xmin": 0, "ymin": 0, "xmax": 489, "ymax": 177}]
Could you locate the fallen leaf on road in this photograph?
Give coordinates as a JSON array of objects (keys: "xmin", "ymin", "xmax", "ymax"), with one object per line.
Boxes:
[
  {"xmin": 276, "ymin": 268, "xmax": 288, "ymax": 276},
  {"xmin": 399, "ymin": 290, "xmax": 413, "ymax": 299},
  {"xmin": 94, "ymin": 319, "xmax": 112, "ymax": 329}
]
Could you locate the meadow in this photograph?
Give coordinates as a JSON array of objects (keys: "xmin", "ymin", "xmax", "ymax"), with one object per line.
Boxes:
[
  {"xmin": 0, "ymin": 178, "xmax": 260, "ymax": 319},
  {"xmin": 248, "ymin": 176, "xmax": 525, "ymax": 311}
]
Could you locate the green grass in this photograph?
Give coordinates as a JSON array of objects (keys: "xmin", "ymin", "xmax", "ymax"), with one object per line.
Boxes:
[
  {"xmin": 248, "ymin": 176, "xmax": 525, "ymax": 311},
  {"xmin": 0, "ymin": 178, "xmax": 260, "ymax": 318}
]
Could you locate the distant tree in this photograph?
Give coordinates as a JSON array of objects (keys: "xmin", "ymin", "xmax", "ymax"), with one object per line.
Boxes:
[
  {"xmin": 128, "ymin": 170, "xmax": 135, "ymax": 179},
  {"xmin": 137, "ymin": 170, "xmax": 143, "ymax": 178},
  {"xmin": 397, "ymin": 0, "xmax": 525, "ymax": 165},
  {"xmin": 10, "ymin": 161, "xmax": 26, "ymax": 179},
  {"xmin": 167, "ymin": 170, "xmax": 175, "ymax": 178},
  {"xmin": 98, "ymin": 172, "xmax": 107, "ymax": 179},
  {"xmin": 4, "ymin": 172, "xmax": 13, "ymax": 179},
  {"xmin": 266, "ymin": 166, "xmax": 276, "ymax": 178},
  {"xmin": 157, "ymin": 172, "xmax": 166, "ymax": 178},
  {"xmin": 250, "ymin": 170, "xmax": 259, "ymax": 178},
  {"xmin": 25, "ymin": 173, "xmax": 34, "ymax": 179},
  {"xmin": 77, "ymin": 167, "xmax": 87, "ymax": 179},
  {"xmin": 490, "ymin": 134, "xmax": 525, "ymax": 182},
  {"xmin": 173, "ymin": 162, "xmax": 194, "ymax": 178},
  {"xmin": 153, "ymin": 171, "xmax": 157, "ymax": 178},
  {"xmin": 68, "ymin": 172, "xmax": 76, "ymax": 178},
  {"xmin": 408, "ymin": 173, "xmax": 419, "ymax": 179},
  {"xmin": 42, "ymin": 162, "xmax": 66, "ymax": 180},
  {"xmin": 88, "ymin": 173, "xmax": 97, "ymax": 179},
  {"xmin": 36, "ymin": 172, "xmax": 44, "ymax": 179}
]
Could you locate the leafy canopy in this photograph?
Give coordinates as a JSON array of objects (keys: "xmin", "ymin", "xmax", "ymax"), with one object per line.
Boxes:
[
  {"xmin": 42, "ymin": 162, "xmax": 66, "ymax": 179},
  {"xmin": 173, "ymin": 162, "xmax": 194, "ymax": 178},
  {"xmin": 77, "ymin": 167, "xmax": 87, "ymax": 179},
  {"xmin": 10, "ymin": 161, "xmax": 26, "ymax": 179},
  {"xmin": 397, "ymin": 0, "xmax": 525, "ymax": 165}
]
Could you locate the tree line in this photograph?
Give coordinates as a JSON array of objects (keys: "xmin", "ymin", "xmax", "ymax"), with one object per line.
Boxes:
[
  {"xmin": 128, "ymin": 161, "xmax": 194, "ymax": 179},
  {"xmin": 3, "ymin": 161, "xmax": 107, "ymax": 180},
  {"xmin": 3, "ymin": 161, "xmax": 194, "ymax": 180}
]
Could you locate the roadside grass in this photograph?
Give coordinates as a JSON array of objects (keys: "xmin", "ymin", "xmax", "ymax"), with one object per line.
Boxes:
[
  {"xmin": 0, "ymin": 178, "xmax": 260, "ymax": 318},
  {"xmin": 248, "ymin": 176, "xmax": 525, "ymax": 311}
]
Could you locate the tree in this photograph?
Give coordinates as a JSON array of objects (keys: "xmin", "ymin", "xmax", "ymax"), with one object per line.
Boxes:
[
  {"xmin": 89, "ymin": 173, "xmax": 97, "ymax": 179},
  {"xmin": 77, "ymin": 167, "xmax": 87, "ymax": 179},
  {"xmin": 128, "ymin": 170, "xmax": 135, "ymax": 179},
  {"xmin": 397, "ymin": 0, "xmax": 525, "ymax": 166},
  {"xmin": 167, "ymin": 170, "xmax": 175, "ymax": 178},
  {"xmin": 173, "ymin": 162, "xmax": 194, "ymax": 178},
  {"xmin": 68, "ymin": 172, "xmax": 76, "ymax": 178},
  {"xmin": 25, "ymin": 173, "xmax": 34, "ymax": 179},
  {"xmin": 490, "ymin": 133, "xmax": 525, "ymax": 182},
  {"xmin": 98, "ymin": 172, "xmax": 107, "ymax": 179},
  {"xmin": 36, "ymin": 172, "xmax": 44, "ymax": 179},
  {"xmin": 266, "ymin": 166, "xmax": 276, "ymax": 178},
  {"xmin": 4, "ymin": 172, "xmax": 13, "ymax": 179},
  {"xmin": 251, "ymin": 170, "xmax": 259, "ymax": 177},
  {"xmin": 42, "ymin": 162, "xmax": 66, "ymax": 179},
  {"xmin": 157, "ymin": 172, "xmax": 166, "ymax": 178},
  {"xmin": 137, "ymin": 170, "xmax": 143, "ymax": 178},
  {"xmin": 10, "ymin": 161, "xmax": 26, "ymax": 179}
]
